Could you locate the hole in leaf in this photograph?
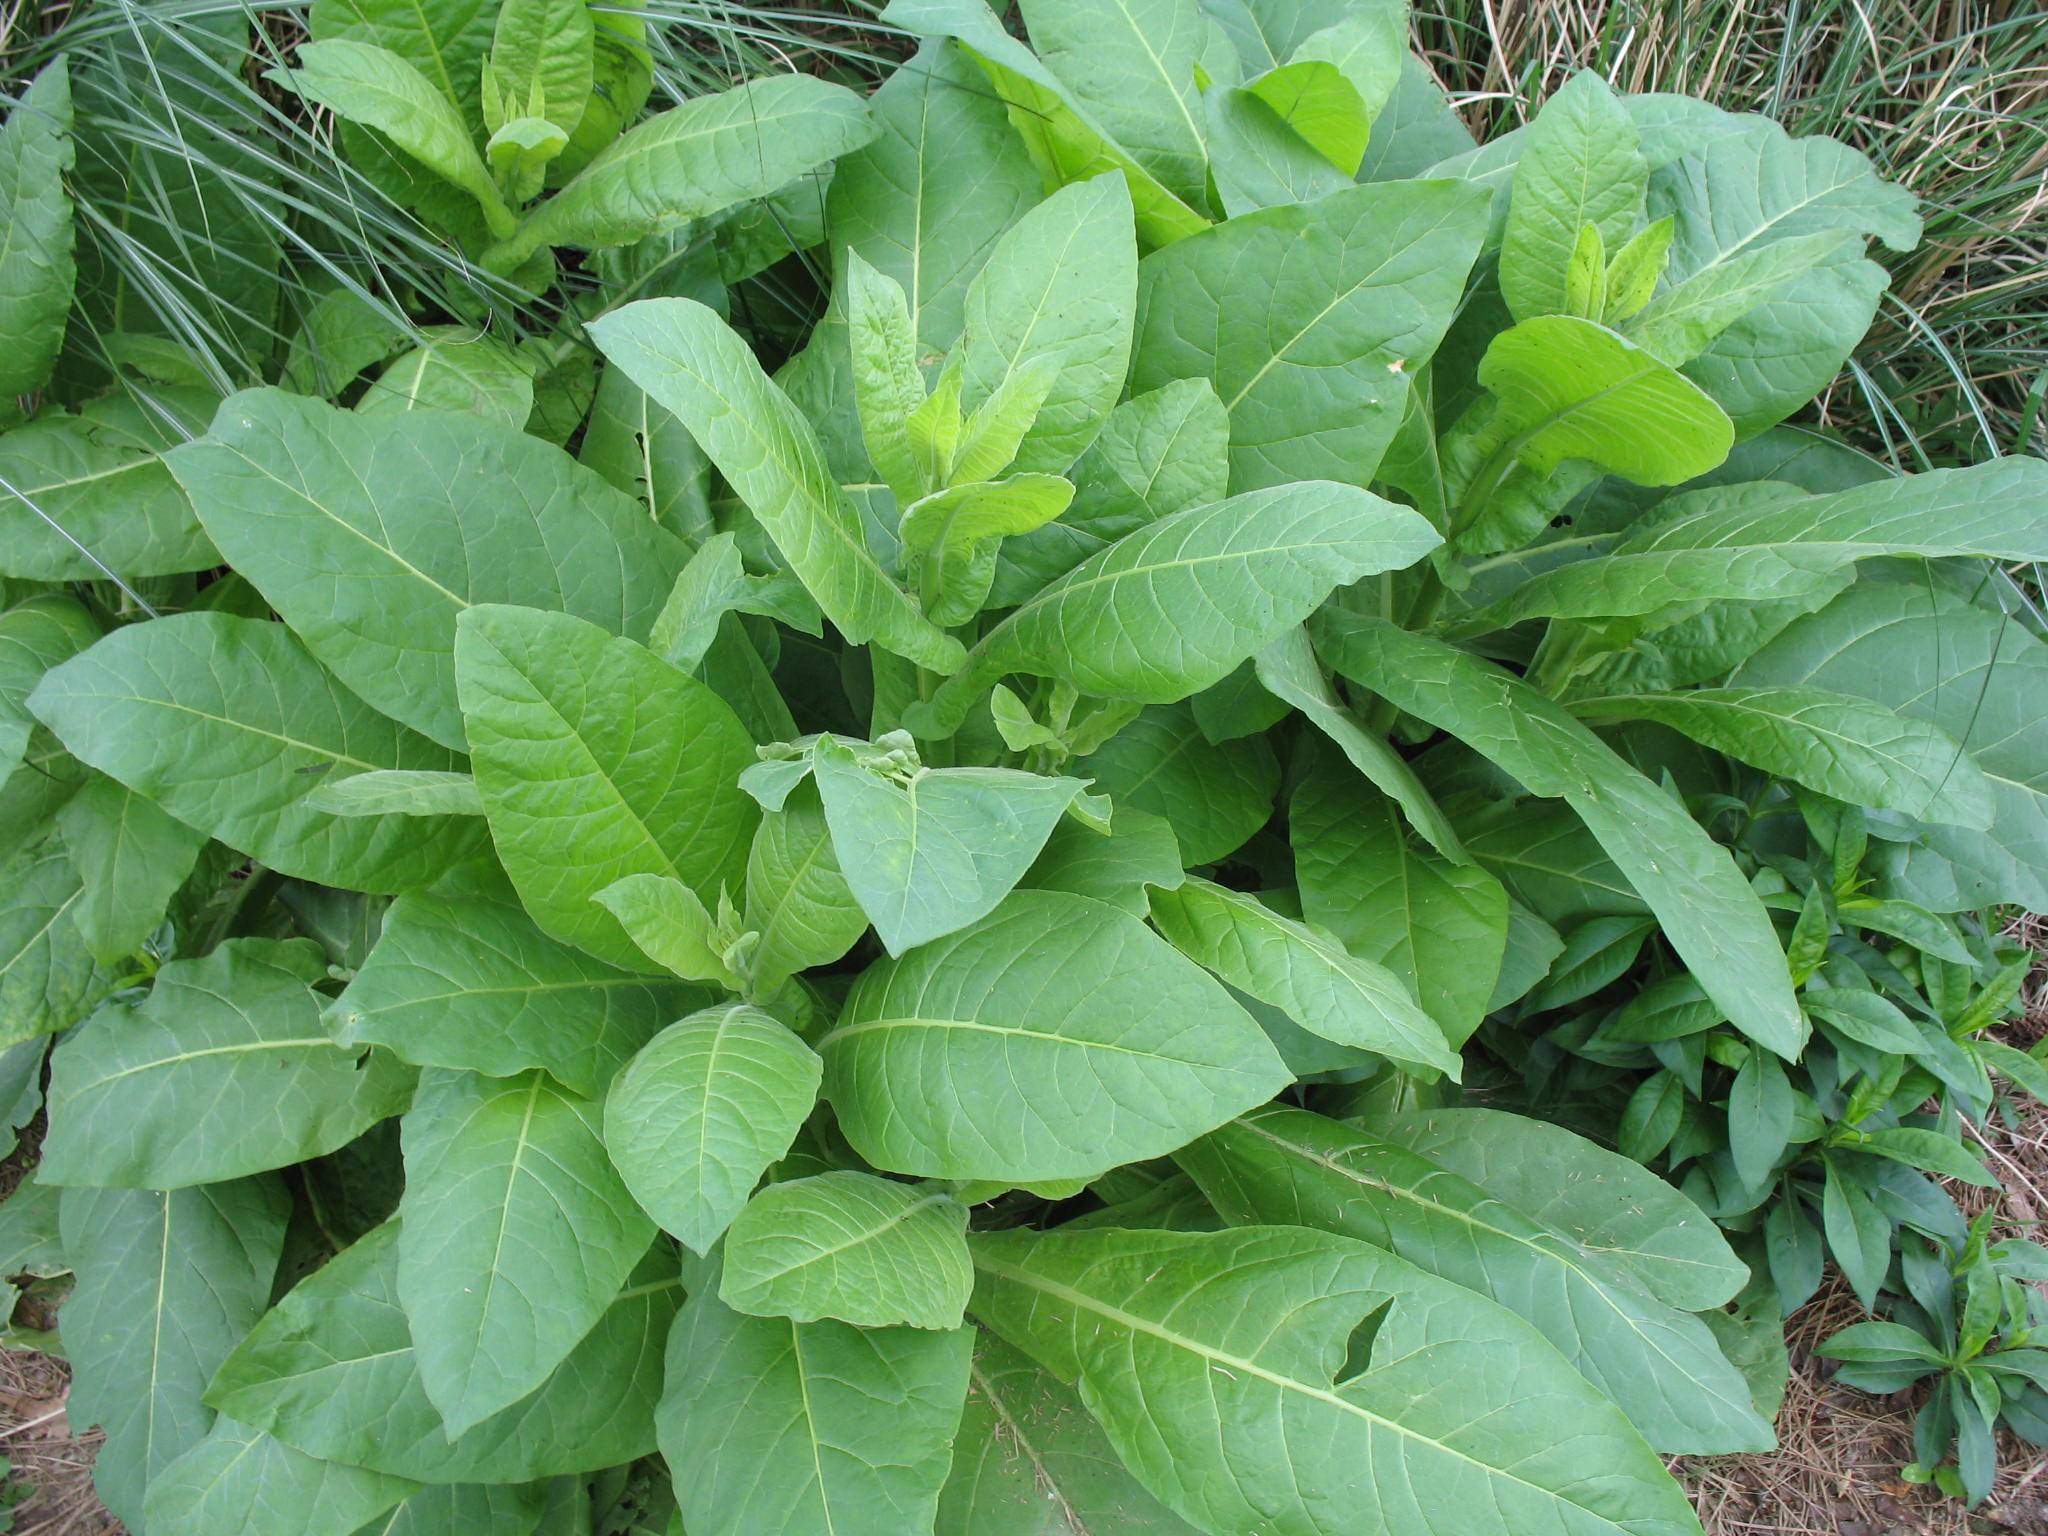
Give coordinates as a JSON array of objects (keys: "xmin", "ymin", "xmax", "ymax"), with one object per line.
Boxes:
[{"xmin": 1334, "ymin": 1298, "xmax": 1393, "ymax": 1388}]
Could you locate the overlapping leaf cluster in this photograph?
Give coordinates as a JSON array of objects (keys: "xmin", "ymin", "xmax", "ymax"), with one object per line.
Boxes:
[{"xmin": 1, "ymin": 0, "xmax": 2045, "ymax": 1531}]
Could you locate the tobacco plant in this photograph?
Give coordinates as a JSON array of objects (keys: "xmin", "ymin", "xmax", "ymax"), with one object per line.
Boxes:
[{"xmin": 2, "ymin": 0, "xmax": 2047, "ymax": 1532}]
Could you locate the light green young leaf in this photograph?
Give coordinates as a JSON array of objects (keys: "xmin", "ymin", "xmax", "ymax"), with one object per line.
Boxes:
[
  {"xmin": 398, "ymin": 1067, "xmax": 656, "ymax": 1436},
  {"xmin": 331, "ymin": 885, "xmax": 699, "ymax": 1097},
  {"xmin": 1180, "ymin": 1107, "xmax": 1772, "ymax": 1455},
  {"xmin": 588, "ymin": 299, "xmax": 965, "ymax": 674},
  {"xmin": 29, "ymin": 614, "xmax": 487, "ymax": 892},
  {"xmin": 845, "ymin": 250, "xmax": 926, "ymax": 503},
  {"xmin": 812, "ymin": 737, "xmax": 1086, "ymax": 954},
  {"xmin": 496, "ymin": 75, "xmax": 876, "ymax": 264},
  {"xmin": 971, "ymin": 1224, "xmax": 1707, "ymax": 1536},
  {"xmin": 936, "ymin": 1331, "xmax": 1203, "ymax": 1535},
  {"xmin": 1501, "ymin": 71, "xmax": 1645, "ymax": 322},
  {"xmin": 1289, "ymin": 759, "xmax": 1506, "ymax": 1046},
  {"xmin": 912, "ymin": 482, "xmax": 1440, "ymax": 738},
  {"xmin": 485, "ymin": 115, "xmax": 569, "ymax": 204},
  {"xmin": 661, "ymin": 1272, "xmax": 972, "ymax": 1536},
  {"xmin": 0, "ymin": 59, "xmax": 77, "ymax": 399},
  {"xmin": 1314, "ymin": 615, "xmax": 1804, "ymax": 1057},
  {"xmin": 602, "ymin": 1004, "xmax": 821, "ymax": 1254},
  {"xmin": 1149, "ymin": 877, "xmax": 1459, "ymax": 1077},
  {"xmin": 1569, "ymin": 687, "xmax": 1993, "ymax": 830},
  {"xmin": 302, "ymin": 769, "xmax": 483, "ymax": 818},
  {"xmin": 899, "ymin": 474, "xmax": 1074, "ymax": 558},
  {"xmin": 883, "ymin": 0, "xmax": 1212, "ymax": 250},
  {"xmin": 480, "ymin": 0, "xmax": 592, "ymax": 138},
  {"xmin": 1243, "ymin": 3, "xmax": 1406, "ymax": 175},
  {"xmin": 1625, "ymin": 229, "xmax": 1853, "ymax": 364},
  {"xmin": 1203, "ymin": 85, "xmax": 1352, "ymax": 217},
  {"xmin": 143, "ymin": 1418, "xmax": 419, "ymax": 1536},
  {"xmin": 1602, "ymin": 213, "xmax": 1672, "ymax": 321},
  {"xmin": 822, "ymin": 889, "xmax": 1288, "ymax": 1182},
  {"xmin": 355, "ymin": 329, "xmax": 537, "ymax": 427},
  {"xmin": 1131, "ymin": 178, "xmax": 1490, "ymax": 491},
  {"xmin": 1369, "ymin": 1107, "xmax": 1747, "ymax": 1311},
  {"xmin": 60, "ymin": 1178, "xmax": 287, "ymax": 1529},
  {"xmin": 207, "ymin": 1220, "xmax": 678, "ymax": 1483},
  {"xmin": 454, "ymin": 604, "xmax": 758, "ymax": 969},
  {"xmin": 0, "ymin": 840, "xmax": 108, "ymax": 1050},
  {"xmin": 592, "ymin": 873, "xmax": 740, "ymax": 987},
  {"xmin": 168, "ymin": 388, "xmax": 682, "ymax": 751},
  {"xmin": 0, "ymin": 389, "xmax": 219, "ymax": 581},
  {"xmin": 1075, "ymin": 702, "xmax": 1277, "ymax": 866},
  {"xmin": 744, "ymin": 779, "xmax": 869, "ymax": 992},
  {"xmin": 269, "ymin": 41, "xmax": 513, "ymax": 236},
  {"xmin": 721, "ymin": 1171, "xmax": 972, "ymax": 1329},
  {"xmin": 56, "ymin": 774, "xmax": 208, "ymax": 964},
  {"xmin": 40, "ymin": 939, "xmax": 412, "ymax": 1188}
]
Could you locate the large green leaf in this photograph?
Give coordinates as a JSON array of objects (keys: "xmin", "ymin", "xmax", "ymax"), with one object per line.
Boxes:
[
  {"xmin": 1569, "ymin": 687, "xmax": 1993, "ymax": 829},
  {"xmin": 1499, "ymin": 71, "xmax": 1645, "ymax": 323},
  {"xmin": 397, "ymin": 1067, "xmax": 656, "ymax": 1436},
  {"xmin": 883, "ymin": 0, "xmax": 1211, "ymax": 250},
  {"xmin": 822, "ymin": 888, "xmax": 1289, "ymax": 1181},
  {"xmin": 1076, "ymin": 702, "xmax": 1278, "ymax": 866},
  {"xmin": 1731, "ymin": 583, "xmax": 2048, "ymax": 912},
  {"xmin": 330, "ymin": 885, "xmax": 699, "ymax": 1097},
  {"xmin": 40, "ymin": 939, "xmax": 412, "ymax": 1188},
  {"xmin": 497, "ymin": 76, "xmax": 876, "ymax": 265},
  {"xmin": 661, "ymin": 1273, "xmax": 973, "ymax": 1536},
  {"xmin": 721, "ymin": 1170, "xmax": 972, "ymax": 1330},
  {"xmin": 454, "ymin": 603, "xmax": 757, "ymax": 970},
  {"xmin": 308, "ymin": 0, "xmax": 495, "ymax": 113},
  {"xmin": 1368, "ymin": 1108, "xmax": 1747, "ymax": 1311},
  {"xmin": 60, "ymin": 1177, "xmax": 287, "ymax": 1528},
  {"xmin": 144, "ymin": 1418, "xmax": 419, "ymax": 1536},
  {"xmin": 169, "ymin": 390, "xmax": 681, "ymax": 749},
  {"xmin": 911, "ymin": 482, "xmax": 1441, "ymax": 737},
  {"xmin": 825, "ymin": 40, "xmax": 1044, "ymax": 356},
  {"xmin": 29, "ymin": 614, "xmax": 487, "ymax": 892},
  {"xmin": 356, "ymin": 329, "xmax": 536, "ymax": 427},
  {"xmin": 1316, "ymin": 616, "xmax": 1804, "ymax": 1056},
  {"xmin": 0, "ymin": 389, "xmax": 219, "ymax": 581},
  {"xmin": 1020, "ymin": 804, "xmax": 1184, "ymax": 917},
  {"xmin": 0, "ymin": 838, "xmax": 110, "ymax": 1049},
  {"xmin": 1130, "ymin": 178, "xmax": 1490, "ymax": 491},
  {"xmin": 602, "ymin": 1004, "xmax": 821, "ymax": 1254},
  {"xmin": 55, "ymin": 775, "xmax": 210, "ymax": 965},
  {"xmin": 0, "ymin": 59, "xmax": 76, "ymax": 399},
  {"xmin": 480, "ymin": 0, "xmax": 591, "ymax": 138},
  {"xmin": 347, "ymin": 1481, "xmax": 550, "ymax": 1536},
  {"xmin": 1149, "ymin": 877, "xmax": 1459, "ymax": 1077},
  {"xmin": 971, "ymin": 1224, "xmax": 1706, "ymax": 1536},
  {"xmin": 745, "ymin": 779, "xmax": 870, "ymax": 993},
  {"xmin": 813, "ymin": 737, "xmax": 1085, "ymax": 954},
  {"xmin": 936, "ymin": 1331, "xmax": 1202, "ymax": 1535},
  {"xmin": 208, "ymin": 1221, "xmax": 678, "ymax": 1483},
  {"xmin": 1289, "ymin": 759, "xmax": 1506, "ymax": 1046},
  {"xmin": 0, "ymin": 594, "xmax": 97, "ymax": 783},
  {"xmin": 587, "ymin": 299, "xmax": 965, "ymax": 674},
  {"xmin": 1180, "ymin": 1107, "xmax": 1772, "ymax": 1454}
]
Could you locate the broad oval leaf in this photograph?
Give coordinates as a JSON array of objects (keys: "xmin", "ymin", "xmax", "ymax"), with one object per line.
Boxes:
[
  {"xmin": 0, "ymin": 838, "xmax": 112, "ymax": 1050},
  {"xmin": 912, "ymin": 481, "xmax": 1441, "ymax": 737},
  {"xmin": 1499, "ymin": 71, "xmax": 1645, "ymax": 324},
  {"xmin": 586, "ymin": 299, "xmax": 964, "ymax": 674},
  {"xmin": 1314, "ymin": 615, "xmax": 1804, "ymax": 1057},
  {"xmin": 0, "ymin": 59, "xmax": 76, "ymax": 399},
  {"xmin": 970, "ymin": 1224, "xmax": 1706, "ymax": 1536},
  {"xmin": 1148, "ymin": 876, "xmax": 1459, "ymax": 1077},
  {"xmin": 454, "ymin": 603, "xmax": 758, "ymax": 970},
  {"xmin": 40, "ymin": 938, "xmax": 413, "ymax": 1188},
  {"xmin": 397, "ymin": 1068, "xmax": 656, "ymax": 1436},
  {"xmin": 143, "ymin": 1417, "xmax": 419, "ymax": 1536},
  {"xmin": 1179, "ymin": 1106, "xmax": 1773, "ymax": 1455},
  {"xmin": 57, "ymin": 776, "xmax": 209, "ymax": 966},
  {"xmin": 661, "ymin": 1272, "xmax": 973, "ymax": 1536},
  {"xmin": 602, "ymin": 1003, "xmax": 822, "ymax": 1255},
  {"xmin": 207, "ymin": 1220, "xmax": 678, "ymax": 1484},
  {"xmin": 822, "ymin": 888, "xmax": 1290, "ymax": 1181},
  {"xmin": 168, "ymin": 388, "xmax": 684, "ymax": 749},
  {"xmin": 1130, "ymin": 178, "xmax": 1490, "ymax": 491},
  {"xmin": 721, "ymin": 1170, "xmax": 972, "ymax": 1329},
  {"xmin": 29, "ymin": 613, "xmax": 487, "ymax": 892}
]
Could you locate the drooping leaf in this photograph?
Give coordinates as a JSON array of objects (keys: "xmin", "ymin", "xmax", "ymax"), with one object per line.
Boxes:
[
  {"xmin": 821, "ymin": 888, "xmax": 1289, "ymax": 1181},
  {"xmin": 1130, "ymin": 178, "xmax": 1491, "ymax": 491},
  {"xmin": 1179, "ymin": 1107, "xmax": 1773, "ymax": 1454},
  {"xmin": 744, "ymin": 779, "xmax": 870, "ymax": 993},
  {"xmin": 1315, "ymin": 616, "xmax": 1804, "ymax": 1057},
  {"xmin": 1021, "ymin": 804, "xmax": 1184, "ymax": 917},
  {"xmin": 29, "ymin": 614, "xmax": 487, "ymax": 892},
  {"xmin": 0, "ymin": 838, "xmax": 108, "ymax": 1050},
  {"xmin": 207, "ymin": 1220, "xmax": 678, "ymax": 1484},
  {"xmin": 143, "ymin": 1418, "xmax": 420, "ymax": 1536},
  {"xmin": 0, "ymin": 59, "xmax": 77, "ymax": 399},
  {"xmin": 911, "ymin": 482, "xmax": 1441, "ymax": 737},
  {"xmin": 586, "ymin": 299, "xmax": 965, "ymax": 674},
  {"xmin": 397, "ymin": 1067, "xmax": 656, "ymax": 1436},
  {"xmin": 661, "ymin": 1271, "xmax": 973, "ymax": 1536},
  {"xmin": 721, "ymin": 1170, "xmax": 972, "ymax": 1329},
  {"xmin": 971, "ymin": 1224, "xmax": 1707, "ymax": 1536},
  {"xmin": 602, "ymin": 1004, "xmax": 822, "ymax": 1255},
  {"xmin": 60, "ymin": 1177, "xmax": 288, "ymax": 1528},
  {"xmin": 40, "ymin": 939, "xmax": 412, "ymax": 1188},
  {"xmin": 454, "ymin": 603, "xmax": 758, "ymax": 969}
]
